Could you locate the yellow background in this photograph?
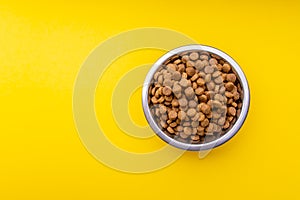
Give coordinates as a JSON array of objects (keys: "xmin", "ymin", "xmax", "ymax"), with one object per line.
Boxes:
[{"xmin": 1, "ymin": 0, "xmax": 300, "ymax": 199}]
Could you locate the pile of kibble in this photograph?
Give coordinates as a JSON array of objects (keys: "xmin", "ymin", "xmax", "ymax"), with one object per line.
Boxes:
[{"xmin": 148, "ymin": 50, "xmax": 243, "ymax": 144}]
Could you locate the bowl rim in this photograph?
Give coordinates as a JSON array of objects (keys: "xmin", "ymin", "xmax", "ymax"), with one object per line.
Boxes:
[{"xmin": 142, "ymin": 44, "xmax": 250, "ymax": 151}]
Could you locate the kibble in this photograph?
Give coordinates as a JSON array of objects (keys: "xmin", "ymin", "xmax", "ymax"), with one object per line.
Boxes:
[
  {"xmin": 168, "ymin": 110, "xmax": 177, "ymax": 120},
  {"xmin": 187, "ymin": 108, "xmax": 197, "ymax": 117},
  {"xmin": 178, "ymin": 98, "xmax": 188, "ymax": 107},
  {"xmin": 186, "ymin": 67, "xmax": 196, "ymax": 76},
  {"xmin": 184, "ymin": 87, "xmax": 195, "ymax": 99},
  {"xmin": 204, "ymin": 65, "xmax": 214, "ymax": 74},
  {"xmin": 162, "ymin": 86, "xmax": 172, "ymax": 96},
  {"xmin": 179, "ymin": 78, "xmax": 189, "ymax": 87},
  {"xmin": 186, "ymin": 60, "xmax": 195, "ymax": 68},
  {"xmin": 148, "ymin": 50, "xmax": 243, "ymax": 144},
  {"xmin": 226, "ymin": 73, "xmax": 237, "ymax": 83},
  {"xmin": 222, "ymin": 63, "xmax": 231, "ymax": 73},
  {"xmin": 189, "ymin": 52, "xmax": 199, "ymax": 60},
  {"xmin": 172, "ymin": 71, "xmax": 181, "ymax": 81}
]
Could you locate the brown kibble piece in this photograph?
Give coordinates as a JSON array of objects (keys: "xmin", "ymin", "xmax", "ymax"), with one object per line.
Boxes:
[
  {"xmin": 212, "ymin": 112, "xmax": 221, "ymax": 119},
  {"xmin": 207, "ymin": 81, "xmax": 215, "ymax": 91},
  {"xmin": 214, "ymin": 76, "xmax": 223, "ymax": 84},
  {"xmin": 200, "ymin": 55, "xmax": 208, "ymax": 60},
  {"xmin": 186, "ymin": 67, "xmax": 196, "ymax": 76},
  {"xmin": 195, "ymin": 87, "xmax": 204, "ymax": 95},
  {"xmin": 214, "ymin": 94, "xmax": 224, "ymax": 102},
  {"xmin": 217, "ymin": 64, "xmax": 223, "ymax": 71},
  {"xmin": 191, "ymin": 112, "xmax": 200, "ymax": 121},
  {"xmin": 168, "ymin": 110, "xmax": 178, "ymax": 120},
  {"xmin": 166, "ymin": 63, "xmax": 177, "ymax": 71},
  {"xmin": 233, "ymin": 92, "xmax": 240, "ymax": 101},
  {"xmin": 167, "ymin": 126, "xmax": 175, "ymax": 134},
  {"xmin": 170, "ymin": 122, "xmax": 177, "ymax": 128},
  {"xmin": 225, "ymin": 91, "xmax": 234, "ymax": 98},
  {"xmin": 189, "ymin": 52, "xmax": 199, "ymax": 60},
  {"xmin": 227, "ymin": 98, "xmax": 233, "ymax": 105},
  {"xmin": 202, "ymin": 59, "xmax": 209, "ymax": 66},
  {"xmin": 191, "ymin": 121, "xmax": 199, "ymax": 128},
  {"xmin": 151, "ymin": 87, "xmax": 157, "ymax": 96},
  {"xmin": 222, "ymin": 63, "xmax": 231, "ymax": 73},
  {"xmin": 173, "ymin": 84, "xmax": 182, "ymax": 94},
  {"xmin": 163, "ymin": 79, "xmax": 173, "ymax": 87},
  {"xmin": 228, "ymin": 116, "xmax": 234, "ymax": 122},
  {"xmin": 187, "ymin": 108, "xmax": 197, "ymax": 117},
  {"xmin": 181, "ymin": 55, "xmax": 189, "ymax": 63},
  {"xmin": 179, "ymin": 78, "xmax": 189, "ymax": 88},
  {"xmin": 212, "ymin": 100, "xmax": 222, "ymax": 108},
  {"xmin": 204, "ymin": 65, "xmax": 214, "ymax": 74},
  {"xmin": 237, "ymin": 109, "xmax": 241, "ymax": 117},
  {"xmin": 162, "ymin": 86, "xmax": 172, "ymax": 96},
  {"xmin": 192, "ymin": 82, "xmax": 198, "ymax": 89},
  {"xmin": 154, "ymin": 89, "xmax": 160, "ymax": 98},
  {"xmin": 191, "ymin": 135, "xmax": 200, "ymax": 141},
  {"xmin": 223, "ymin": 121, "xmax": 230, "ymax": 129},
  {"xmin": 180, "ymin": 132, "xmax": 189, "ymax": 139},
  {"xmin": 238, "ymin": 102, "xmax": 242, "ymax": 109},
  {"xmin": 225, "ymin": 82, "xmax": 235, "ymax": 91},
  {"xmin": 183, "ymin": 122, "xmax": 191, "ymax": 127},
  {"xmin": 221, "ymin": 72, "xmax": 226, "ymax": 79},
  {"xmin": 174, "ymin": 59, "xmax": 181, "ymax": 64},
  {"xmin": 157, "ymin": 96, "xmax": 164, "ymax": 103},
  {"xmin": 161, "ymin": 114, "xmax": 167, "ymax": 121},
  {"xmin": 201, "ymin": 118, "xmax": 209, "ymax": 127},
  {"xmin": 197, "ymin": 125, "xmax": 204, "ymax": 132},
  {"xmin": 199, "ymin": 94, "xmax": 207, "ymax": 102},
  {"xmin": 190, "ymin": 73, "xmax": 199, "ymax": 82},
  {"xmin": 178, "ymin": 64, "xmax": 185, "ymax": 73},
  {"xmin": 199, "ymin": 112, "xmax": 205, "ymax": 122},
  {"xmin": 151, "ymin": 96, "xmax": 158, "ymax": 104},
  {"xmin": 183, "ymin": 127, "xmax": 192, "ymax": 135},
  {"xmin": 212, "ymin": 71, "xmax": 221, "ymax": 78},
  {"xmin": 188, "ymin": 100, "xmax": 197, "ymax": 108},
  {"xmin": 178, "ymin": 98, "xmax": 188, "ymax": 107},
  {"xmin": 200, "ymin": 104, "xmax": 211, "ymax": 114},
  {"xmin": 172, "ymin": 71, "xmax": 181, "ymax": 81},
  {"xmin": 195, "ymin": 60, "xmax": 205, "ymax": 70},
  {"xmin": 206, "ymin": 123, "xmax": 214, "ymax": 133},
  {"xmin": 164, "ymin": 95, "xmax": 173, "ymax": 102},
  {"xmin": 232, "ymin": 102, "xmax": 237, "ymax": 108},
  {"xmin": 206, "ymin": 111, "xmax": 212, "ymax": 119},
  {"xmin": 228, "ymin": 107, "xmax": 236, "ymax": 116},
  {"xmin": 218, "ymin": 117, "xmax": 226, "ymax": 126},
  {"xmin": 186, "ymin": 60, "xmax": 195, "ymax": 67},
  {"xmin": 176, "ymin": 125, "xmax": 183, "ymax": 132},
  {"xmin": 171, "ymin": 99, "xmax": 179, "ymax": 107},
  {"xmin": 219, "ymin": 86, "xmax": 226, "ymax": 94},
  {"xmin": 160, "ymin": 121, "xmax": 168, "ymax": 129},
  {"xmin": 226, "ymin": 73, "xmax": 236, "ymax": 82},
  {"xmin": 159, "ymin": 105, "xmax": 167, "ymax": 114},
  {"xmin": 205, "ymin": 74, "xmax": 211, "ymax": 82},
  {"xmin": 158, "ymin": 75, "xmax": 163, "ymax": 84},
  {"xmin": 178, "ymin": 111, "xmax": 186, "ymax": 120},
  {"xmin": 209, "ymin": 58, "xmax": 218, "ymax": 65},
  {"xmin": 196, "ymin": 78, "xmax": 205, "ymax": 86},
  {"xmin": 184, "ymin": 87, "xmax": 195, "ymax": 99}
]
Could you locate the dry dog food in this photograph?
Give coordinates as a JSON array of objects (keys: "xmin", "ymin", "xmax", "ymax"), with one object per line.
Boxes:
[{"xmin": 148, "ymin": 50, "xmax": 243, "ymax": 144}]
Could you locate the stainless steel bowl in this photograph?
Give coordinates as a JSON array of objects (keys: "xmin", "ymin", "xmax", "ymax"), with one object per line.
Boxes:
[{"xmin": 142, "ymin": 44, "xmax": 250, "ymax": 151}]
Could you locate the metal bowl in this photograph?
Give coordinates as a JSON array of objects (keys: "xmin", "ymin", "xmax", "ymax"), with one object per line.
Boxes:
[{"xmin": 142, "ymin": 44, "xmax": 250, "ymax": 151}]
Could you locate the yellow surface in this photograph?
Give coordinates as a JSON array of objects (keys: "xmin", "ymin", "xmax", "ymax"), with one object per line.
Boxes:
[{"xmin": 1, "ymin": 0, "xmax": 300, "ymax": 199}]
